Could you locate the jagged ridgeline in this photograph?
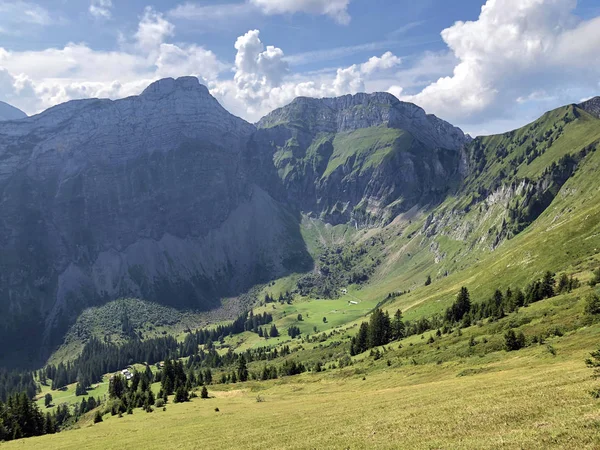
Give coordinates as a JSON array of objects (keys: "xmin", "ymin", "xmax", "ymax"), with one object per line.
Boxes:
[{"xmin": 1, "ymin": 75, "xmax": 599, "ymax": 369}]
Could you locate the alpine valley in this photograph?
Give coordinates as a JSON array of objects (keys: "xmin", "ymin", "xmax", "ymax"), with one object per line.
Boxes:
[{"xmin": 2, "ymin": 76, "xmax": 600, "ymax": 449}]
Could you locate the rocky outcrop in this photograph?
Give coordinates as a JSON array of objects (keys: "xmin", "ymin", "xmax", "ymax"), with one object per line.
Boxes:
[
  {"xmin": 579, "ymin": 97, "xmax": 600, "ymax": 118},
  {"xmin": 0, "ymin": 101, "xmax": 27, "ymax": 122}
]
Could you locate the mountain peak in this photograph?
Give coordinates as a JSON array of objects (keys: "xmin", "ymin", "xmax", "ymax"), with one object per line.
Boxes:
[
  {"xmin": 0, "ymin": 101, "xmax": 27, "ymax": 122},
  {"xmin": 258, "ymin": 91, "xmax": 467, "ymax": 151},
  {"xmin": 141, "ymin": 76, "xmax": 209, "ymax": 99},
  {"xmin": 578, "ymin": 96, "xmax": 600, "ymax": 118}
]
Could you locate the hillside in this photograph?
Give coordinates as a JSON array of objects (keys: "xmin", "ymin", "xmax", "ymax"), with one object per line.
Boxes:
[{"xmin": 2, "ymin": 81, "xmax": 600, "ymax": 448}]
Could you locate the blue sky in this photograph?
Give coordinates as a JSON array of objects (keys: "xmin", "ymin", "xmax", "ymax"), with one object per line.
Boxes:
[{"xmin": 1, "ymin": 0, "xmax": 600, "ymax": 135}]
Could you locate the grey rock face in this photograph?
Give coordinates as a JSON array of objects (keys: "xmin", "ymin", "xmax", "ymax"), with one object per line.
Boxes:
[
  {"xmin": 255, "ymin": 92, "xmax": 468, "ymax": 224},
  {"xmin": 579, "ymin": 97, "xmax": 600, "ymax": 118},
  {"xmin": 258, "ymin": 92, "xmax": 468, "ymax": 151},
  {"xmin": 0, "ymin": 77, "xmax": 309, "ymax": 364},
  {"xmin": 0, "ymin": 101, "xmax": 27, "ymax": 122}
]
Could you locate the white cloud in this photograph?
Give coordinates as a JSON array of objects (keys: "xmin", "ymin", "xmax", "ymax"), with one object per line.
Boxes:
[
  {"xmin": 135, "ymin": 7, "xmax": 175, "ymax": 53},
  {"xmin": 0, "ymin": 1, "xmax": 63, "ymax": 34},
  {"xmin": 89, "ymin": 0, "xmax": 113, "ymax": 19},
  {"xmin": 250, "ymin": 0, "xmax": 351, "ymax": 24},
  {"xmin": 210, "ymin": 30, "xmax": 400, "ymax": 121},
  {"xmin": 360, "ymin": 52, "xmax": 401, "ymax": 75},
  {"xmin": 402, "ymin": 0, "xmax": 600, "ymax": 123},
  {"xmin": 168, "ymin": 2, "xmax": 255, "ymax": 21},
  {"xmin": 0, "ymin": 9, "xmax": 225, "ymax": 115}
]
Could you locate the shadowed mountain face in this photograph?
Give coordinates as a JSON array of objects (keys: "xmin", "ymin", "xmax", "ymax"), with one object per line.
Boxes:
[
  {"xmin": 0, "ymin": 101, "xmax": 27, "ymax": 122},
  {"xmin": 0, "ymin": 77, "xmax": 311, "ymax": 366},
  {"xmin": 0, "ymin": 77, "xmax": 474, "ymax": 367}
]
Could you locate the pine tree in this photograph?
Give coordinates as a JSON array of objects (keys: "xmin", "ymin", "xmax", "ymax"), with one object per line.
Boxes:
[
  {"xmin": 237, "ymin": 355, "xmax": 249, "ymax": 382},
  {"xmin": 200, "ymin": 386, "xmax": 209, "ymax": 399},
  {"xmin": 93, "ymin": 411, "xmax": 103, "ymax": 423},
  {"xmin": 391, "ymin": 309, "xmax": 405, "ymax": 340},
  {"xmin": 44, "ymin": 393, "xmax": 52, "ymax": 408}
]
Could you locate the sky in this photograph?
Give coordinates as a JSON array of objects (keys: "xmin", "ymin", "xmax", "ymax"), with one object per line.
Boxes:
[{"xmin": 0, "ymin": 0, "xmax": 600, "ymax": 135}]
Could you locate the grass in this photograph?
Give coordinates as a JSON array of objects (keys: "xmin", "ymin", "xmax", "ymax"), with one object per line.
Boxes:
[{"xmin": 10, "ymin": 318, "xmax": 600, "ymax": 449}]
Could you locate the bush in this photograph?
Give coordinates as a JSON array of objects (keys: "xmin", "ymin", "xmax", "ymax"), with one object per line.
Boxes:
[
  {"xmin": 201, "ymin": 386, "xmax": 209, "ymax": 399},
  {"xmin": 155, "ymin": 399, "xmax": 165, "ymax": 408},
  {"xmin": 584, "ymin": 293, "xmax": 600, "ymax": 315},
  {"xmin": 504, "ymin": 329, "xmax": 526, "ymax": 351}
]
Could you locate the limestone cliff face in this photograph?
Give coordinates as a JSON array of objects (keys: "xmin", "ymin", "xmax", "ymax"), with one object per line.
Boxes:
[
  {"xmin": 255, "ymin": 93, "xmax": 469, "ymax": 225},
  {"xmin": 0, "ymin": 77, "xmax": 309, "ymax": 363}
]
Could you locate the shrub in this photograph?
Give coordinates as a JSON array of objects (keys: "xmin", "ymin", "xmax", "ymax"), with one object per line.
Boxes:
[
  {"xmin": 504, "ymin": 329, "xmax": 526, "ymax": 351},
  {"xmin": 156, "ymin": 399, "xmax": 165, "ymax": 408},
  {"xmin": 584, "ymin": 293, "xmax": 600, "ymax": 315}
]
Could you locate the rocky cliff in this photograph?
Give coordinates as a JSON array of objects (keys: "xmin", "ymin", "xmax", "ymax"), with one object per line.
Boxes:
[
  {"xmin": 254, "ymin": 93, "xmax": 469, "ymax": 225},
  {"xmin": 0, "ymin": 77, "xmax": 310, "ymax": 365}
]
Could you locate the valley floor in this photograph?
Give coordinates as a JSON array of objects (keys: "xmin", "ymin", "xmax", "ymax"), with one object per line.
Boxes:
[{"xmin": 7, "ymin": 325, "xmax": 600, "ymax": 449}]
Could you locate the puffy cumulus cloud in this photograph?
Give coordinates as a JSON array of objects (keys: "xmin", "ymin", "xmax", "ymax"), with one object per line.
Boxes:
[
  {"xmin": 360, "ymin": 51, "xmax": 401, "ymax": 75},
  {"xmin": 0, "ymin": 11, "xmax": 225, "ymax": 115},
  {"xmin": 89, "ymin": 0, "xmax": 113, "ymax": 19},
  {"xmin": 211, "ymin": 29, "xmax": 400, "ymax": 121},
  {"xmin": 134, "ymin": 7, "xmax": 175, "ymax": 54},
  {"xmin": 402, "ymin": 0, "xmax": 600, "ymax": 123},
  {"xmin": 232, "ymin": 30, "xmax": 289, "ymax": 108},
  {"xmin": 250, "ymin": 0, "xmax": 351, "ymax": 24}
]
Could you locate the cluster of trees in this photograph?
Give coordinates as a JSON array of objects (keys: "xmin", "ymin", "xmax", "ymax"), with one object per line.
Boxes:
[
  {"xmin": 44, "ymin": 336, "xmax": 181, "ymax": 391},
  {"xmin": 180, "ymin": 310, "xmax": 273, "ymax": 354},
  {"xmin": 0, "ymin": 369, "xmax": 37, "ymax": 402},
  {"xmin": 351, "ymin": 271, "xmax": 576, "ymax": 356},
  {"xmin": 287, "ymin": 326, "xmax": 301, "ymax": 338},
  {"xmin": 297, "ymin": 242, "xmax": 381, "ymax": 299},
  {"xmin": 0, "ymin": 392, "xmax": 75, "ymax": 442},
  {"xmin": 264, "ymin": 291, "xmax": 293, "ymax": 304},
  {"xmin": 350, "ymin": 309, "xmax": 405, "ymax": 355},
  {"xmin": 107, "ymin": 365, "xmax": 156, "ymax": 414},
  {"xmin": 445, "ymin": 272, "xmax": 564, "ymax": 327},
  {"xmin": 257, "ymin": 324, "xmax": 279, "ymax": 338}
]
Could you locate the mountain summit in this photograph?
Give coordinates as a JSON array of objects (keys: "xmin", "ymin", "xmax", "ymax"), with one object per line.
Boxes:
[{"xmin": 0, "ymin": 101, "xmax": 27, "ymax": 122}]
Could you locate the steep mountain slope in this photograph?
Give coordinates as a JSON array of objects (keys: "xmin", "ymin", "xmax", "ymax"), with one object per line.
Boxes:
[
  {"xmin": 0, "ymin": 101, "xmax": 27, "ymax": 122},
  {"xmin": 254, "ymin": 93, "xmax": 469, "ymax": 225},
  {"xmin": 337, "ymin": 101, "xmax": 600, "ymax": 311},
  {"xmin": 0, "ymin": 77, "xmax": 310, "ymax": 366}
]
